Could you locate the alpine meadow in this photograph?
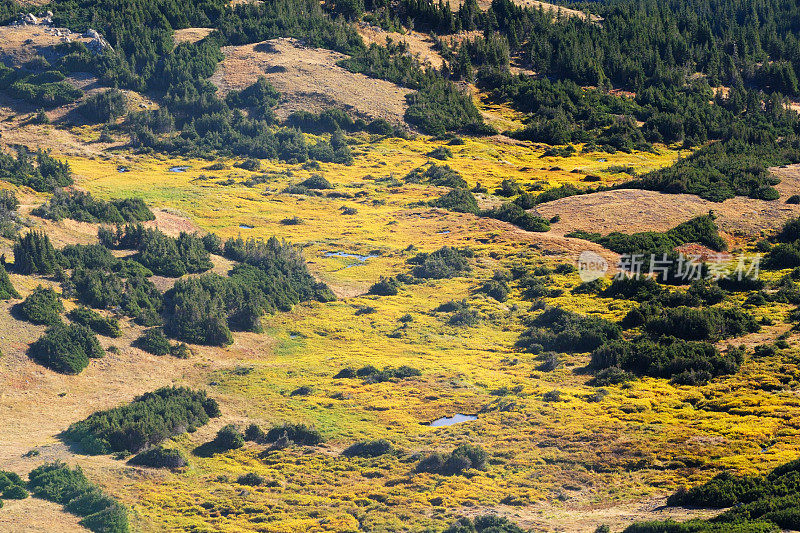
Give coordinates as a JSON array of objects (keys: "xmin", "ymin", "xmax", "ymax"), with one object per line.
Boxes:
[{"xmin": 3, "ymin": 0, "xmax": 800, "ymax": 531}]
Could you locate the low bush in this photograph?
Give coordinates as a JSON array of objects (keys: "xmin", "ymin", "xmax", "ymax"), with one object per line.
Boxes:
[
  {"xmin": 405, "ymin": 164, "xmax": 467, "ymax": 188},
  {"xmin": 67, "ymin": 307, "xmax": 121, "ymax": 338},
  {"xmin": 213, "ymin": 425, "xmax": 245, "ymax": 450},
  {"xmin": 129, "ymin": 447, "xmax": 188, "ymax": 469},
  {"xmin": 355, "ymin": 365, "xmax": 421, "ymax": 383},
  {"xmin": 368, "ymin": 276, "xmax": 400, "ymax": 296},
  {"xmin": 444, "ymin": 515, "xmax": 525, "ymax": 533},
  {"xmin": 237, "ymin": 473, "xmax": 265, "ymax": 486},
  {"xmin": 591, "ymin": 338, "xmax": 744, "ymax": 382},
  {"xmin": 431, "ymin": 188, "xmax": 480, "ymax": 214},
  {"xmin": 28, "ymin": 323, "xmax": 103, "ymax": 374},
  {"xmin": 416, "ymin": 444, "xmax": 487, "ymax": 476},
  {"xmin": 28, "ymin": 462, "xmax": 129, "ymax": 533},
  {"xmin": 408, "ymin": 247, "xmax": 472, "ymax": 279},
  {"xmin": 20, "ymin": 285, "xmax": 64, "ymax": 325},
  {"xmin": 343, "ymin": 439, "xmax": 394, "ymax": 457},
  {"xmin": 33, "ymin": 189, "xmax": 153, "ymax": 224},
  {"xmin": 0, "ymin": 264, "xmax": 19, "ymax": 299},
  {"xmin": 64, "ymin": 387, "xmax": 219, "ymax": 454},
  {"xmin": 136, "ymin": 328, "xmax": 171, "ymax": 356},
  {"xmin": 265, "ymin": 423, "xmax": 323, "ymax": 446},
  {"xmin": 480, "ymin": 203, "xmax": 550, "ymax": 232},
  {"xmin": 517, "ymin": 307, "xmax": 621, "ymax": 353}
]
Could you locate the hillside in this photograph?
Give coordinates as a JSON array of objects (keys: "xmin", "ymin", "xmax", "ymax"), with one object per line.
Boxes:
[{"xmin": 1, "ymin": 0, "xmax": 800, "ymax": 532}]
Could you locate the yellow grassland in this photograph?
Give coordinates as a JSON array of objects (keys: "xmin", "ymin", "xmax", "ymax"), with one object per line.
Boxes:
[{"xmin": 4, "ymin": 126, "xmax": 798, "ymax": 532}]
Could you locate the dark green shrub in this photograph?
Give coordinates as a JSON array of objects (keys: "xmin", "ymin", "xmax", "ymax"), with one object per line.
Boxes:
[
  {"xmin": 28, "ymin": 323, "xmax": 102, "ymax": 375},
  {"xmin": 1, "ymin": 485, "xmax": 27, "ymax": 500},
  {"xmin": 129, "ymin": 447, "xmax": 188, "ymax": 469},
  {"xmin": 20, "ymin": 285, "xmax": 64, "ymax": 325},
  {"xmin": 0, "ymin": 264, "xmax": 19, "ymax": 299},
  {"xmin": 14, "ymin": 230, "xmax": 58, "ymax": 274},
  {"xmin": 265, "ymin": 424, "xmax": 323, "ymax": 446},
  {"xmin": 28, "ymin": 462, "xmax": 129, "ymax": 533},
  {"xmin": 299, "ymin": 174, "xmax": 333, "ymax": 189},
  {"xmin": 408, "ymin": 247, "xmax": 472, "ymax": 279},
  {"xmin": 343, "ymin": 439, "xmax": 394, "ymax": 457},
  {"xmin": 68, "ymin": 307, "xmax": 121, "ymax": 337},
  {"xmin": 244, "ymin": 424, "xmax": 266, "ymax": 442},
  {"xmin": 416, "ymin": 444, "xmax": 487, "ymax": 476},
  {"xmin": 237, "ymin": 472, "xmax": 265, "ymax": 486},
  {"xmin": 516, "ymin": 307, "xmax": 620, "ymax": 353},
  {"xmin": 431, "ymin": 188, "xmax": 480, "ymax": 214},
  {"xmin": 79, "ymin": 89, "xmax": 127, "ymax": 122},
  {"xmin": 33, "ymin": 190, "xmax": 153, "ymax": 224},
  {"xmin": 213, "ymin": 425, "xmax": 245, "ymax": 450},
  {"xmin": 368, "ymin": 276, "xmax": 400, "ymax": 296},
  {"xmin": 481, "ymin": 203, "xmax": 550, "ymax": 232},
  {"xmin": 136, "ymin": 328, "xmax": 171, "ymax": 356},
  {"xmin": 64, "ymin": 387, "xmax": 219, "ymax": 454}
]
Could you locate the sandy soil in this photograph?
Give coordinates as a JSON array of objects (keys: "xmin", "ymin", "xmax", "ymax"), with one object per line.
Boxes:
[
  {"xmin": 210, "ymin": 37, "xmax": 412, "ymax": 124},
  {"xmin": 536, "ymin": 164, "xmax": 800, "ymax": 238}
]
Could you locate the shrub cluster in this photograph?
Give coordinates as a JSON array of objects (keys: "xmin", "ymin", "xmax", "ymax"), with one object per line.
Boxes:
[
  {"xmin": 408, "ymin": 246, "xmax": 472, "ymax": 279},
  {"xmin": 129, "ymin": 446, "xmax": 188, "ymax": 469},
  {"xmin": 516, "ymin": 307, "xmax": 621, "ymax": 353},
  {"xmin": 0, "ymin": 470, "xmax": 28, "ymax": 505},
  {"xmin": 0, "ymin": 149, "xmax": 72, "ymax": 192},
  {"xmin": 101, "ymin": 224, "xmax": 211, "ymax": 277},
  {"xmin": 64, "ymin": 387, "xmax": 220, "ymax": 454},
  {"xmin": 265, "ymin": 423, "xmax": 323, "ymax": 446},
  {"xmin": 342, "ymin": 439, "xmax": 394, "ymax": 457},
  {"xmin": 13, "ymin": 231, "xmax": 59, "ymax": 275},
  {"xmin": 625, "ymin": 458, "xmax": 800, "ymax": 531},
  {"xmin": 416, "ymin": 444, "xmax": 487, "ymax": 476},
  {"xmin": 28, "ymin": 323, "xmax": 103, "ymax": 375},
  {"xmin": 33, "ymin": 189, "xmax": 154, "ymax": 224},
  {"xmin": 591, "ymin": 339, "xmax": 745, "ymax": 385},
  {"xmin": 20, "ymin": 285, "xmax": 64, "ymax": 325},
  {"xmin": 28, "ymin": 462, "xmax": 129, "ymax": 533},
  {"xmin": 67, "ymin": 307, "xmax": 121, "ymax": 338}
]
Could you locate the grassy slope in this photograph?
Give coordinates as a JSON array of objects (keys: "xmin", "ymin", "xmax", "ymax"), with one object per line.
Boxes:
[{"xmin": 3, "ymin": 118, "xmax": 800, "ymax": 531}]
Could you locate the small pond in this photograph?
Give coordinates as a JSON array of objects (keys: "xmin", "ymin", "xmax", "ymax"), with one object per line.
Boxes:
[
  {"xmin": 169, "ymin": 166, "xmax": 191, "ymax": 173},
  {"xmin": 117, "ymin": 166, "xmax": 129, "ymax": 173},
  {"xmin": 239, "ymin": 224, "xmax": 254, "ymax": 229},
  {"xmin": 429, "ymin": 414, "xmax": 477, "ymax": 427},
  {"xmin": 324, "ymin": 251, "xmax": 378, "ymax": 262}
]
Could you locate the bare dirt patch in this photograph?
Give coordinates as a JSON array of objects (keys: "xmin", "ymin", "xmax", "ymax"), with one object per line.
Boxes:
[
  {"xmin": 210, "ymin": 37, "xmax": 412, "ymax": 124},
  {"xmin": 536, "ymin": 188, "xmax": 800, "ymax": 238}
]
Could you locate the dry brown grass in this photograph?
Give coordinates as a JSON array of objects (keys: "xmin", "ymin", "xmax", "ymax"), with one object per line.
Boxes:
[
  {"xmin": 357, "ymin": 24, "xmax": 444, "ymax": 69},
  {"xmin": 536, "ymin": 164, "xmax": 800, "ymax": 239},
  {"xmin": 0, "ymin": 496, "xmax": 89, "ymax": 532},
  {"xmin": 210, "ymin": 37, "xmax": 412, "ymax": 124},
  {"xmin": 173, "ymin": 27, "xmax": 214, "ymax": 45},
  {"xmin": 445, "ymin": 0, "xmax": 600, "ymax": 22}
]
